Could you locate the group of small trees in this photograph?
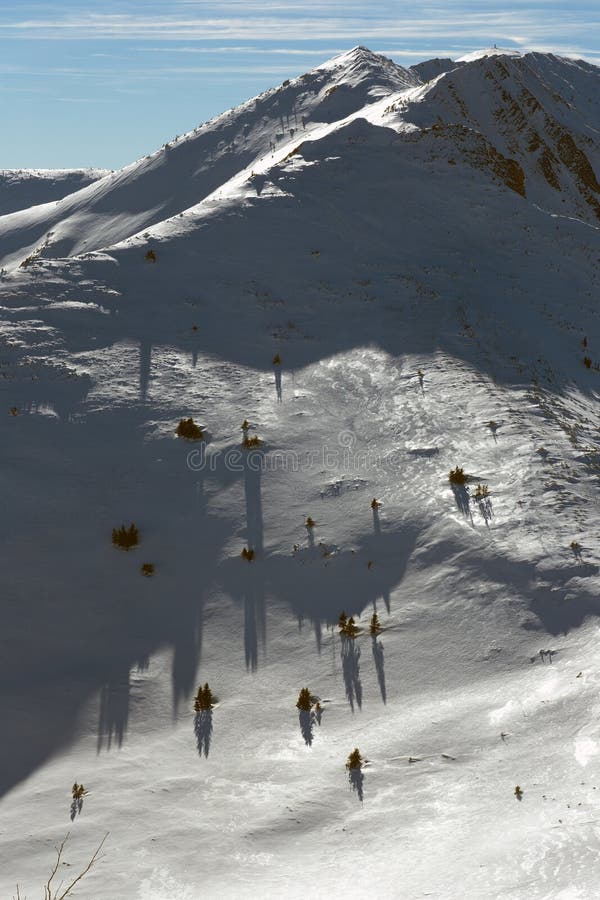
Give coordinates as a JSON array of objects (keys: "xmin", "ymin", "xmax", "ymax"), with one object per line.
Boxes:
[
  {"xmin": 71, "ymin": 783, "xmax": 85, "ymax": 801},
  {"xmin": 338, "ymin": 610, "xmax": 382, "ymax": 638},
  {"xmin": 193, "ymin": 683, "xmax": 214, "ymax": 712},
  {"xmin": 296, "ymin": 687, "xmax": 322, "ymax": 717},
  {"xmin": 338, "ymin": 610, "xmax": 359, "ymax": 638}
]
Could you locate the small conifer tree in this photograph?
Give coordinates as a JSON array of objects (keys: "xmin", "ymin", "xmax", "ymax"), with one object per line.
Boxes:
[
  {"xmin": 145, "ymin": 249, "xmax": 157, "ymax": 262},
  {"xmin": 72, "ymin": 782, "xmax": 85, "ymax": 800},
  {"xmin": 141, "ymin": 563, "xmax": 154, "ymax": 577},
  {"xmin": 346, "ymin": 748, "xmax": 363, "ymax": 770},
  {"xmin": 176, "ymin": 417, "xmax": 204, "ymax": 440},
  {"xmin": 448, "ymin": 466, "xmax": 468, "ymax": 485},
  {"xmin": 514, "ymin": 785, "xmax": 523, "ymax": 799},
  {"xmin": 296, "ymin": 688, "xmax": 312, "ymax": 711},
  {"xmin": 370, "ymin": 612, "xmax": 381, "ymax": 635},
  {"xmin": 194, "ymin": 683, "xmax": 213, "ymax": 712},
  {"xmin": 370, "ymin": 498, "xmax": 380, "ymax": 510},
  {"xmin": 305, "ymin": 516, "xmax": 315, "ymax": 530},
  {"xmin": 273, "ymin": 353, "xmax": 281, "ymax": 365},
  {"xmin": 343, "ymin": 616, "xmax": 359, "ymax": 638},
  {"xmin": 112, "ymin": 523, "xmax": 139, "ymax": 550},
  {"xmin": 338, "ymin": 610, "xmax": 347, "ymax": 631}
]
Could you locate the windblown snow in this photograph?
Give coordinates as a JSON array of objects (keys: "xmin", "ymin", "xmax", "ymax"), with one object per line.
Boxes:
[{"xmin": 1, "ymin": 45, "xmax": 600, "ymax": 900}]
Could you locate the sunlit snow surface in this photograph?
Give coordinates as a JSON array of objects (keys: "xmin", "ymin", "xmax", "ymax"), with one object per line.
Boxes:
[{"xmin": 1, "ymin": 46, "xmax": 600, "ymax": 899}]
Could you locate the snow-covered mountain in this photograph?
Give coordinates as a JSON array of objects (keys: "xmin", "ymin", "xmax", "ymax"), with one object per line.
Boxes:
[
  {"xmin": 1, "ymin": 46, "xmax": 600, "ymax": 900},
  {"xmin": 0, "ymin": 168, "xmax": 109, "ymax": 217},
  {"xmin": 0, "ymin": 47, "xmax": 418, "ymax": 270}
]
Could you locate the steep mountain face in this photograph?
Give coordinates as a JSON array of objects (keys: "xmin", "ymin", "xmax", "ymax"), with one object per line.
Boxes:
[
  {"xmin": 0, "ymin": 47, "xmax": 419, "ymax": 269},
  {"xmin": 398, "ymin": 52, "xmax": 600, "ymax": 223}
]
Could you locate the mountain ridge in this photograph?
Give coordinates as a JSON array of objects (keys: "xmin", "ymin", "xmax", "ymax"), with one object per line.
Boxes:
[{"xmin": 2, "ymin": 46, "xmax": 599, "ymax": 270}]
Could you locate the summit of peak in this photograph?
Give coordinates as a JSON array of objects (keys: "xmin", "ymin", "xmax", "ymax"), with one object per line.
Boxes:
[
  {"xmin": 456, "ymin": 46, "xmax": 523, "ymax": 63},
  {"xmin": 319, "ymin": 45, "xmax": 398, "ymax": 71}
]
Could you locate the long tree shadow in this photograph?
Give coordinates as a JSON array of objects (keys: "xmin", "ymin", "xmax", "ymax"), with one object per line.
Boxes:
[
  {"xmin": 341, "ymin": 637, "xmax": 362, "ymax": 712},
  {"xmin": 371, "ymin": 636, "xmax": 387, "ymax": 704},
  {"xmin": 274, "ymin": 366, "xmax": 282, "ymax": 402},
  {"xmin": 139, "ymin": 339, "xmax": 152, "ymax": 402},
  {"xmin": 451, "ymin": 483, "xmax": 472, "ymax": 522},
  {"xmin": 194, "ymin": 709, "xmax": 213, "ymax": 757},
  {"xmin": 242, "ymin": 453, "xmax": 266, "ymax": 672},
  {"xmin": 348, "ymin": 767, "xmax": 365, "ymax": 801},
  {"xmin": 372, "ymin": 505, "xmax": 381, "ymax": 536},
  {"xmin": 475, "ymin": 495, "xmax": 493, "ymax": 526},
  {"xmin": 171, "ymin": 471, "xmax": 207, "ymax": 715},
  {"xmin": 69, "ymin": 797, "xmax": 84, "ymax": 822},
  {"xmin": 97, "ymin": 664, "xmax": 131, "ymax": 752},
  {"xmin": 298, "ymin": 708, "xmax": 315, "ymax": 746}
]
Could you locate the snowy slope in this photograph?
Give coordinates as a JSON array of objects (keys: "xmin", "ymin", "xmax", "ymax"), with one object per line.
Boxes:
[
  {"xmin": 0, "ymin": 169, "xmax": 109, "ymax": 217},
  {"xmin": 0, "ymin": 47, "xmax": 419, "ymax": 271},
  {"xmin": 1, "ymin": 45, "xmax": 600, "ymax": 900}
]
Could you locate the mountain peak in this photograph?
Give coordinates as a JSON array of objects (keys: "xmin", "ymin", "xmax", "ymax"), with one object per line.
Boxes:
[
  {"xmin": 319, "ymin": 45, "xmax": 402, "ymax": 73},
  {"xmin": 456, "ymin": 46, "xmax": 523, "ymax": 62}
]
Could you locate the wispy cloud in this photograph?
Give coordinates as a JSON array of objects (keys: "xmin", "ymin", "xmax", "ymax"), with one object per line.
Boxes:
[{"xmin": 1, "ymin": 9, "xmax": 598, "ymax": 51}]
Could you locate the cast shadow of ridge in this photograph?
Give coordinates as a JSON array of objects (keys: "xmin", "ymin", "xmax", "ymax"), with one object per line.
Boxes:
[
  {"xmin": 266, "ymin": 527, "xmax": 419, "ymax": 627},
  {"xmin": 0, "ymin": 407, "xmax": 228, "ymax": 797}
]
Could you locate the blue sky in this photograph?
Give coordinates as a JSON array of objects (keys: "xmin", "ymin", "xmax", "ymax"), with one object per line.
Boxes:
[{"xmin": 2, "ymin": 0, "xmax": 599, "ymax": 169}]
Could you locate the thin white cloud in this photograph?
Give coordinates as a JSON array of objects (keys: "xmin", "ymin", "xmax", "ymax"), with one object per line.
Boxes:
[{"xmin": 2, "ymin": 10, "xmax": 598, "ymax": 48}]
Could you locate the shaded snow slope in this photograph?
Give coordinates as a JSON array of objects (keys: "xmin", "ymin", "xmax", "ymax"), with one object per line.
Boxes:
[
  {"xmin": 1, "ymin": 46, "xmax": 600, "ymax": 900},
  {"xmin": 0, "ymin": 169, "xmax": 109, "ymax": 217}
]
